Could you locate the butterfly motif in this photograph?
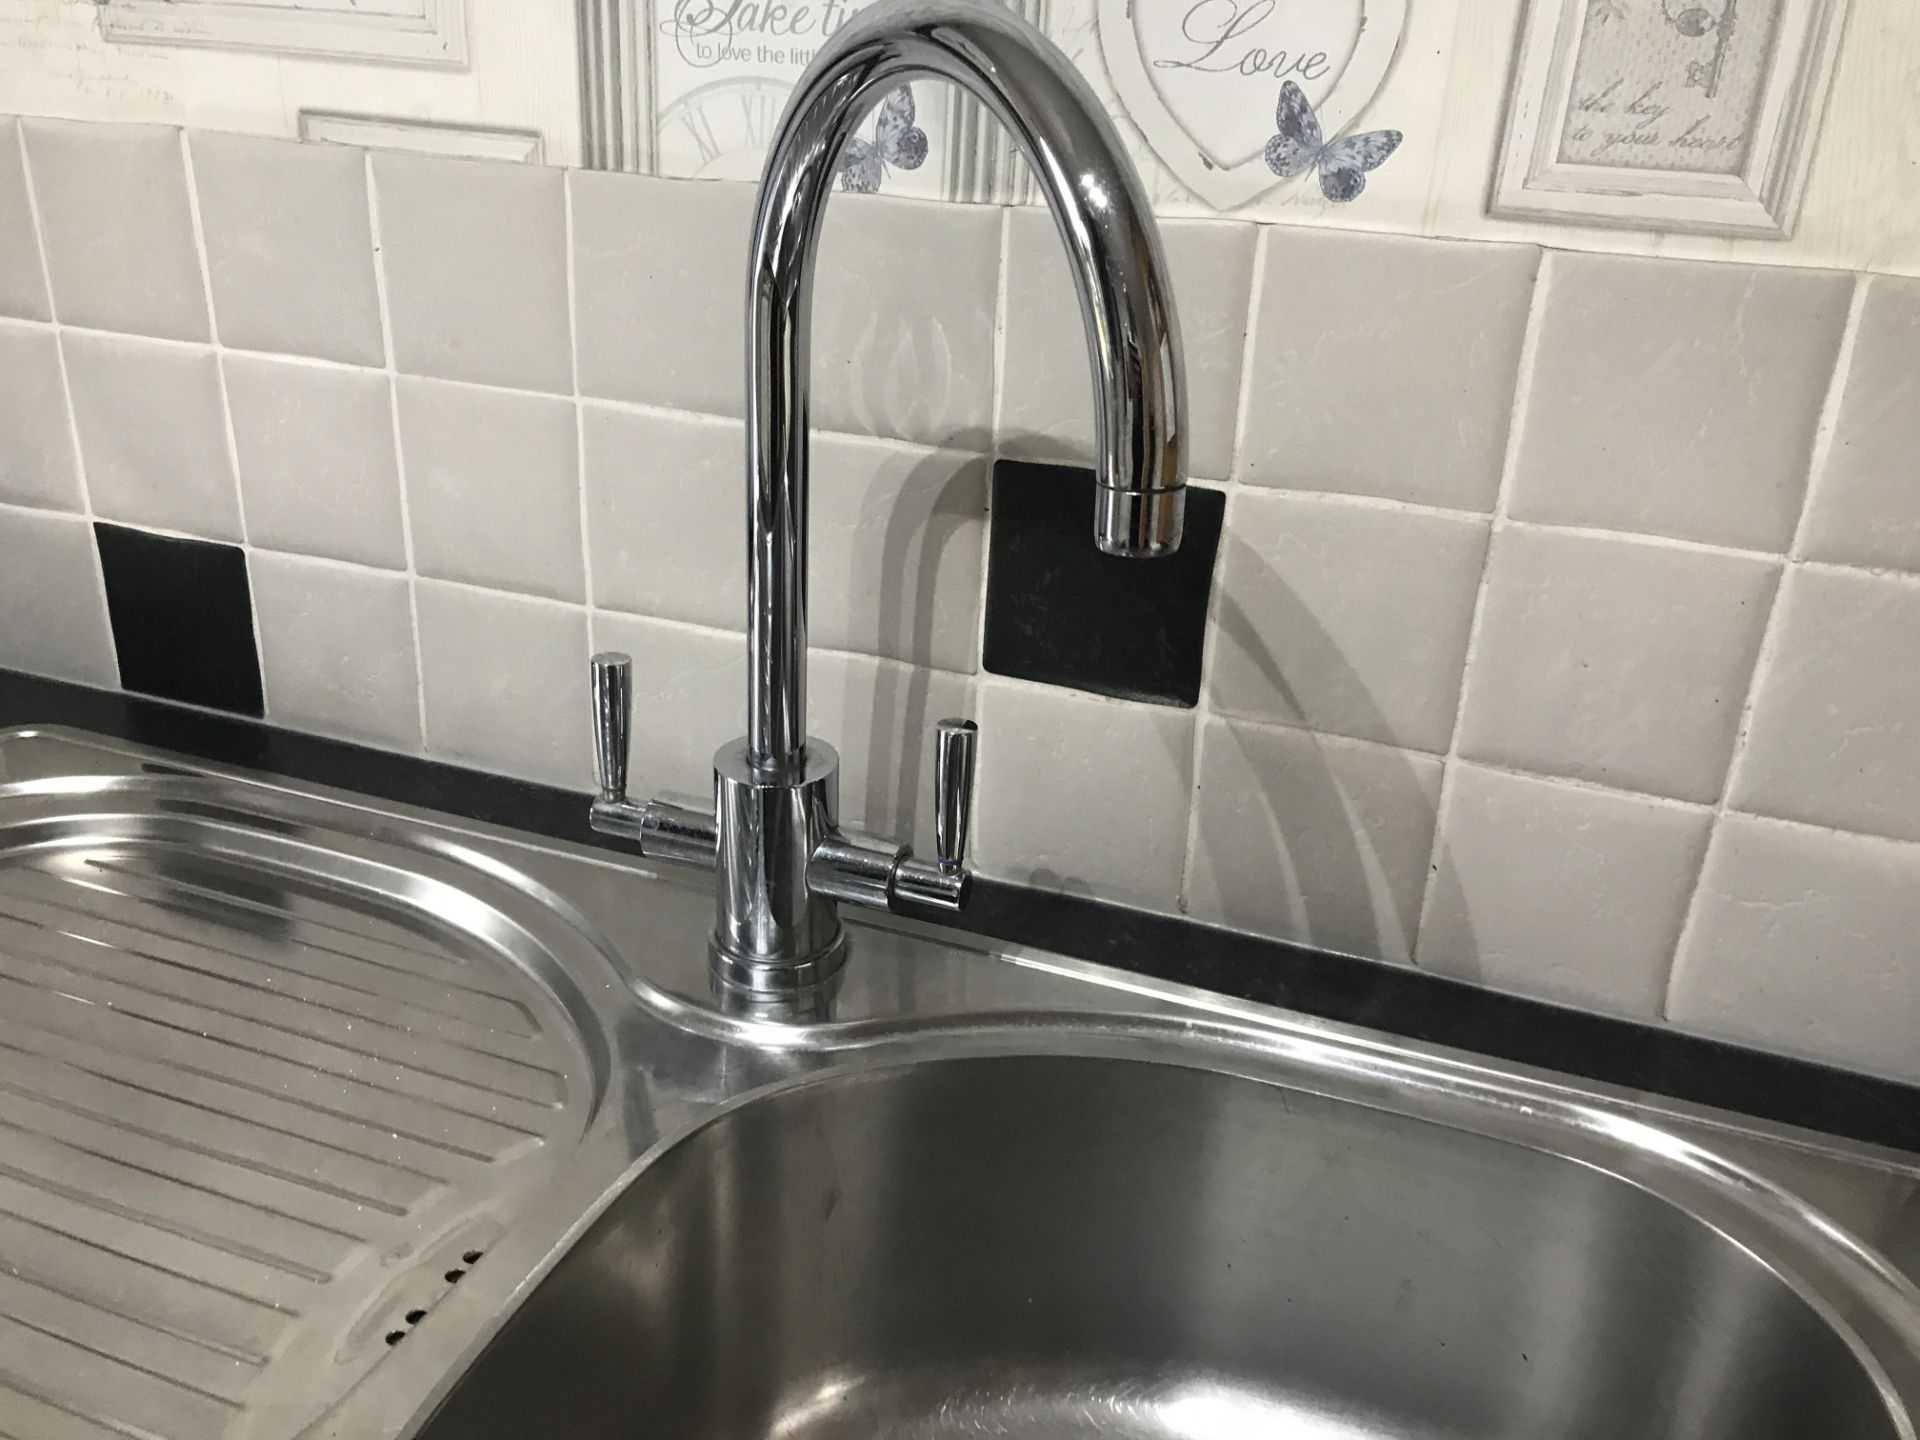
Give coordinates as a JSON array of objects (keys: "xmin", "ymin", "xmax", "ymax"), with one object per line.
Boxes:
[
  {"xmin": 1263, "ymin": 80, "xmax": 1402, "ymax": 204},
  {"xmin": 838, "ymin": 86, "xmax": 928, "ymax": 194}
]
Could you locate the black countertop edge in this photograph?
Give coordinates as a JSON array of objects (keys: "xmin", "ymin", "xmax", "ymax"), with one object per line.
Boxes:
[{"xmin": 6, "ymin": 668, "xmax": 1918, "ymax": 1158}]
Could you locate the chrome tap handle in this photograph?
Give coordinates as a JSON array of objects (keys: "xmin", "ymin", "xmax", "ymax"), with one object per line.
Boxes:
[
  {"xmin": 586, "ymin": 653, "xmax": 719, "ymax": 867},
  {"xmin": 590, "ymin": 652, "xmax": 632, "ymax": 802},
  {"xmin": 843, "ymin": 717, "xmax": 979, "ymax": 913},
  {"xmin": 933, "ymin": 718, "xmax": 977, "ymax": 873}
]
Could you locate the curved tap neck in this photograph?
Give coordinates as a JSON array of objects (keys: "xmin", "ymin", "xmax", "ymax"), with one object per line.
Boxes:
[{"xmin": 743, "ymin": 0, "xmax": 1187, "ymax": 769}]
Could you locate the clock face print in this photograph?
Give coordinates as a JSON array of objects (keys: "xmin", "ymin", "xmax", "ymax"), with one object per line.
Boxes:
[
  {"xmin": 626, "ymin": 0, "xmax": 1035, "ymax": 202},
  {"xmin": 655, "ymin": 77, "xmax": 790, "ymax": 181}
]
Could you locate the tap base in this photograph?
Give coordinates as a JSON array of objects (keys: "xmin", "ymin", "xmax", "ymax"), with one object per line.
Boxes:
[
  {"xmin": 709, "ymin": 737, "xmax": 848, "ymax": 994},
  {"xmin": 700, "ymin": 730, "xmax": 973, "ymax": 996},
  {"xmin": 709, "ymin": 931, "xmax": 848, "ymax": 998}
]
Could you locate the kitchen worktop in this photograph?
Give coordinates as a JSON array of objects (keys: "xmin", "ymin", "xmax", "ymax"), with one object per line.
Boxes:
[{"xmin": 4, "ymin": 664, "xmax": 1916, "ymax": 1159}]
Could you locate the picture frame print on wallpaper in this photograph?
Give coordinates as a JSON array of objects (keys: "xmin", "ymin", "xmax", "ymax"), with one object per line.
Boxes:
[
  {"xmin": 1493, "ymin": 0, "xmax": 1853, "ymax": 236},
  {"xmin": 1098, "ymin": 0, "xmax": 1409, "ymax": 209}
]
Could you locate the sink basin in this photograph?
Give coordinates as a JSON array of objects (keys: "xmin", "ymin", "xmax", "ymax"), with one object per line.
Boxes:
[{"xmin": 415, "ymin": 1054, "xmax": 1898, "ymax": 1439}]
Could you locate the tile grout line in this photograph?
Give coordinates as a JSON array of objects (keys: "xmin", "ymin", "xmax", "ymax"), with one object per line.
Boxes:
[
  {"xmin": 166, "ymin": 528, "xmax": 980, "ymax": 683},
  {"xmin": 1189, "ymin": 473, "xmax": 1877, "ymax": 572},
  {"xmin": 1498, "ymin": 515, "xmax": 1785, "ymax": 564},
  {"xmin": 1204, "ymin": 477, "xmax": 1488, "ymax": 523},
  {"xmin": 1198, "ymin": 691, "xmax": 1722, "ymax": 810},
  {"xmin": 1428, "ymin": 754, "xmax": 1719, "ymax": 816},
  {"xmin": 561, "ymin": 169, "xmax": 600, "ymax": 792},
  {"xmin": 972, "ymin": 204, "xmax": 1014, "ymax": 675},
  {"xmin": 963, "ymin": 203, "xmax": 1016, "ymax": 809},
  {"xmin": 1659, "ymin": 271, "xmax": 1873, "ymax": 1021},
  {"xmin": 1176, "ymin": 227, "xmax": 1268, "ymax": 915},
  {"xmin": 42, "ymin": 271, "xmax": 1919, "ymax": 575},
  {"xmin": 1408, "ymin": 247, "xmax": 1555, "ymax": 967},
  {"xmin": 22, "ymin": 312, "xmax": 1001, "ymax": 463},
  {"xmin": 177, "ymin": 133, "xmax": 271, "ymax": 722},
  {"xmin": 1223, "ymin": 221, "xmax": 1269, "ymax": 488},
  {"xmin": 17, "ymin": 307, "xmax": 1920, "ymax": 574},
  {"xmin": 361, "ymin": 149, "xmax": 432, "ymax": 756},
  {"xmin": 14, "ymin": 120, "xmax": 119, "ymax": 689},
  {"xmin": 12, "ymin": 506, "xmax": 288, "ymax": 552},
  {"xmin": 988, "ymin": 203, "xmax": 1012, "ymax": 458},
  {"xmin": 1175, "ymin": 488, "xmax": 1237, "ymax": 917},
  {"xmin": 565, "ymin": 173, "xmax": 606, "ymax": 670},
  {"xmin": 32, "ymin": 274, "xmax": 1920, "ymax": 584},
  {"xmin": 1799, "ymin": 555, "xmax": 1920, "ymax": 590},
  {"xmin": 1706, "ymin": 797, "xmax": 1920, "ymax": 855}
]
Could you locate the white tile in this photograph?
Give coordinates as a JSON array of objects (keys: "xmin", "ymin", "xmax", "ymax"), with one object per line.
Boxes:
[
  {"xmin": 1239, "ymin": 229, "xmax": 1538, "ymax": 512},
  {"xmin": 810, "ymin": 434, "xmax": 986, "ymax": 672},
  {"xmin": 1800, "ymin": 277, "xmax": 1920, "ymax": 573},
  {"xmin": 0, "ymin": 505, "xmax": 116, "ymax": 686},
  {"xmin": 224, "ymin": 355, "xmax": 405, "ymax": 568},
  {"xmin": 1669, "ymin": 815, "xmax": 1920, "ymax": 1083},
  {"xmin": 1731, "ymin": 566, "xmax": 1920, "ymax": 844},
  {"xmin": 251, "ymin": 551, "xmax": 420, "ymax": 751},
  {"xmin": 972, "ymin": 679, "xmax": 1193, "ymax": 913},
  {"xmin": 22, "ymin": 119, "xmax": 207, "ymax": 341},
  {"xmin": 1417, "ymin": 765, "xmax": 1709, "ymax": 1018},
  {"xmin": 416, "ymin": 582, "xmax": 589, "ymax": 788},
  {"xmin": 0, "ymin": 324, "xmax": 80, "ymax": 510},
  {"xmin": 398, "ymin": 377, "xmax": 582, "ymax": 601},
  {"xmin": 1000, "ymin": 209, "xmax": 1254, "ymax": 482},
  {"xmin": 592, "ymin": 611, "xmax": 742, "ymax": 802},
  {"xmin": 63, "ymin": 332, "xmax": 240, "ymax": 540},
  {"xmin": 1510, "ymin": 253, "xmax": 1851, "ymax": 552},
  {"xmin": 0, "ymin": 119, "xmax": 49, "ymax": 322},
  {"xmin": 810, "ymin": 650, "xmax": 974, "ymax": 857},
  {"xmin": 583, "ymin": 406, "xmax": 985, "ymax": 670},
  {"xmin": 190, "ymin": 131, "xmax": 384, "ymax": 367},
  {"xmin": 571, "ymin": 171, "xmax": 753, "ymax": 415},
  {"xmin": 809, "ymin": 194, "xmax": 1000, "ymax": 447},
  {"xmin": 373, "ymin": 153, "xmax": 571, "ymax": 394},
  {"xmin": 1188, "ymin": 718, "xmax": 1441, "ymax": 962},
  {"xmin": 1209, "ymin": 490, "xmax": 1488, "ymax": 752},
  {"xmin": 583, "ymin": 404, "xmax": 743, "ymax": 630},
  {"xmin": 1457, "ymin": 527, "xmax": 1778, "ymax": 803}
]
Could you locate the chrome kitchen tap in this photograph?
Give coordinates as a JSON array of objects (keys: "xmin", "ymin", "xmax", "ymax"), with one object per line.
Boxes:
[{"xmin": 586, "ymin": 0, "xmax": 1187, "ymax": 998}]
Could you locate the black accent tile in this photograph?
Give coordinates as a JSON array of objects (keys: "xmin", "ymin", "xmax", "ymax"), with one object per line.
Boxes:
[
  {"xmin": 95, "ymin": 523, "xmax": 263, "ymax": 717},
  {"xmin": 983, "ymin": 460, "xmax": 1224, "ymax": 707}
]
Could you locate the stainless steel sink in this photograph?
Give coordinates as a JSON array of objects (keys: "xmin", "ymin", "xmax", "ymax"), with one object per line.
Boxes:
[
  {"xmin": 0, "ymin": 728, "xmax": 618, "ymax": 1440},
  {"xmin": 414, "ymin": 1053, "xmax": 1902, "ymax": 1439},
  {"xmin": 6, "ymin": 725, "xmax": 1920, "ymax": 1440}
]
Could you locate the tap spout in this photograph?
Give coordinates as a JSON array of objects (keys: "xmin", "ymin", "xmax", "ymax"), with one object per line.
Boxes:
[{"xmin": 746, "ymin": 0, "xmax": 1188, "ymax": 768}]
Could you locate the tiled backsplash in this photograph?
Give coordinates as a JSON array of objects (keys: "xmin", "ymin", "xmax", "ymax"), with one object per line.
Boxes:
[{"xmin": 2, "ymin": 114, "xmax": 1916, "ymax": 1084}]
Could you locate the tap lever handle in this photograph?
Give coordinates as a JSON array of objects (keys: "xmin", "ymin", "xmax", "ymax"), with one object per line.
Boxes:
[
  {"xmin": 933, "ymin": 718, "xmax": 978, "ymax": 872},
  {"xmin": 590, "ymin": 652, "xmax": 633, "ymax": 802}
]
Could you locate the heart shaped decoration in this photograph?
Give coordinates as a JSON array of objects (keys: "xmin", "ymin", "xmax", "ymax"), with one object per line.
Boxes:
[{"xmin": 1099, "ymin": 0, "xmax": 1408, "ymax": 210}]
